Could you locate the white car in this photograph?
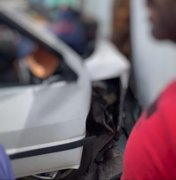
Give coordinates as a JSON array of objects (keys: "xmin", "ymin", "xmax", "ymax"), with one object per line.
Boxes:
[{"xmin": 0, "ymin": 5, "xmax": 130, "ymax": 178}]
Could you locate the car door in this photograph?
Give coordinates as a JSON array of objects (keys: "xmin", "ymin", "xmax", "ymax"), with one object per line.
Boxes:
[{"xmin": 0, "ymin": 6, "xmax": 92, "ymax": 178}]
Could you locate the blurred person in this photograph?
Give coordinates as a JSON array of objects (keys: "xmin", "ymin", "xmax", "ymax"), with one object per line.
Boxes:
[
  {"xmin": 112, "ymin": 0, "xmax": 131, "ymax": 59},
  {"xmin": 0, "ymin": 26, "xmax": 32, "ymax": 85},
  {"xmin": 50, "ymin": 7, "xmax": 88, "ymax": 56},
  {"xmin": 25, "ymin": 46, "xmax": 60, "ymax": 80},
  {"xmin": 0, "ymin": 39, "xmax": 19, "ymax": 84},
  {"xmin": 121, "ymin": 0, "xmax": 176, "ymax": 179},
  {"xmin": 50, "ymin": 7, "xmax": 97, "ymax": 57},
  {"xmin": 0, "ymin": 145, "xmax": 14, "ymax": 180},
  {"xmin": 0, "ymin": 25, "xmax": 60, "ymax": 85}
]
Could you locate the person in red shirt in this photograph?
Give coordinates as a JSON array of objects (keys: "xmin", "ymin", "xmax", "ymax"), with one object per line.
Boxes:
[{"xmin": 121, "ymin": 0, "xmax": 176, "ymax": 179}]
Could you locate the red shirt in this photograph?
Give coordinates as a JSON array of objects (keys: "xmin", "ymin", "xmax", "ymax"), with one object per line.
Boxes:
[{"xmin": 122, "ymin": 81, "xmax": 176, "ymax": 180}]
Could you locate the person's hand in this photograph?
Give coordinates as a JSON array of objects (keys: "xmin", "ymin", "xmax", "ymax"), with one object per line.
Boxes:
[{"xmin": 26, "ymin": 47, "xmax": 60, "ymax": 79}]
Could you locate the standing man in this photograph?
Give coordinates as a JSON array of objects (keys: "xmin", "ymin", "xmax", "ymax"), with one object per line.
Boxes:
[{"xmin": 122, "ymin": 0, "xmax": 176, "ymax": 179}]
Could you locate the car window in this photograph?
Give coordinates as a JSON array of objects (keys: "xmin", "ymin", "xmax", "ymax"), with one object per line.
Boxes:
[
  {"xmin": 0, "ymin": 25, "xmax": 62, "ymax": 87},
  {"xmin": 0, "ymin": 9, "xmax": 82, "ymax": 88}
]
